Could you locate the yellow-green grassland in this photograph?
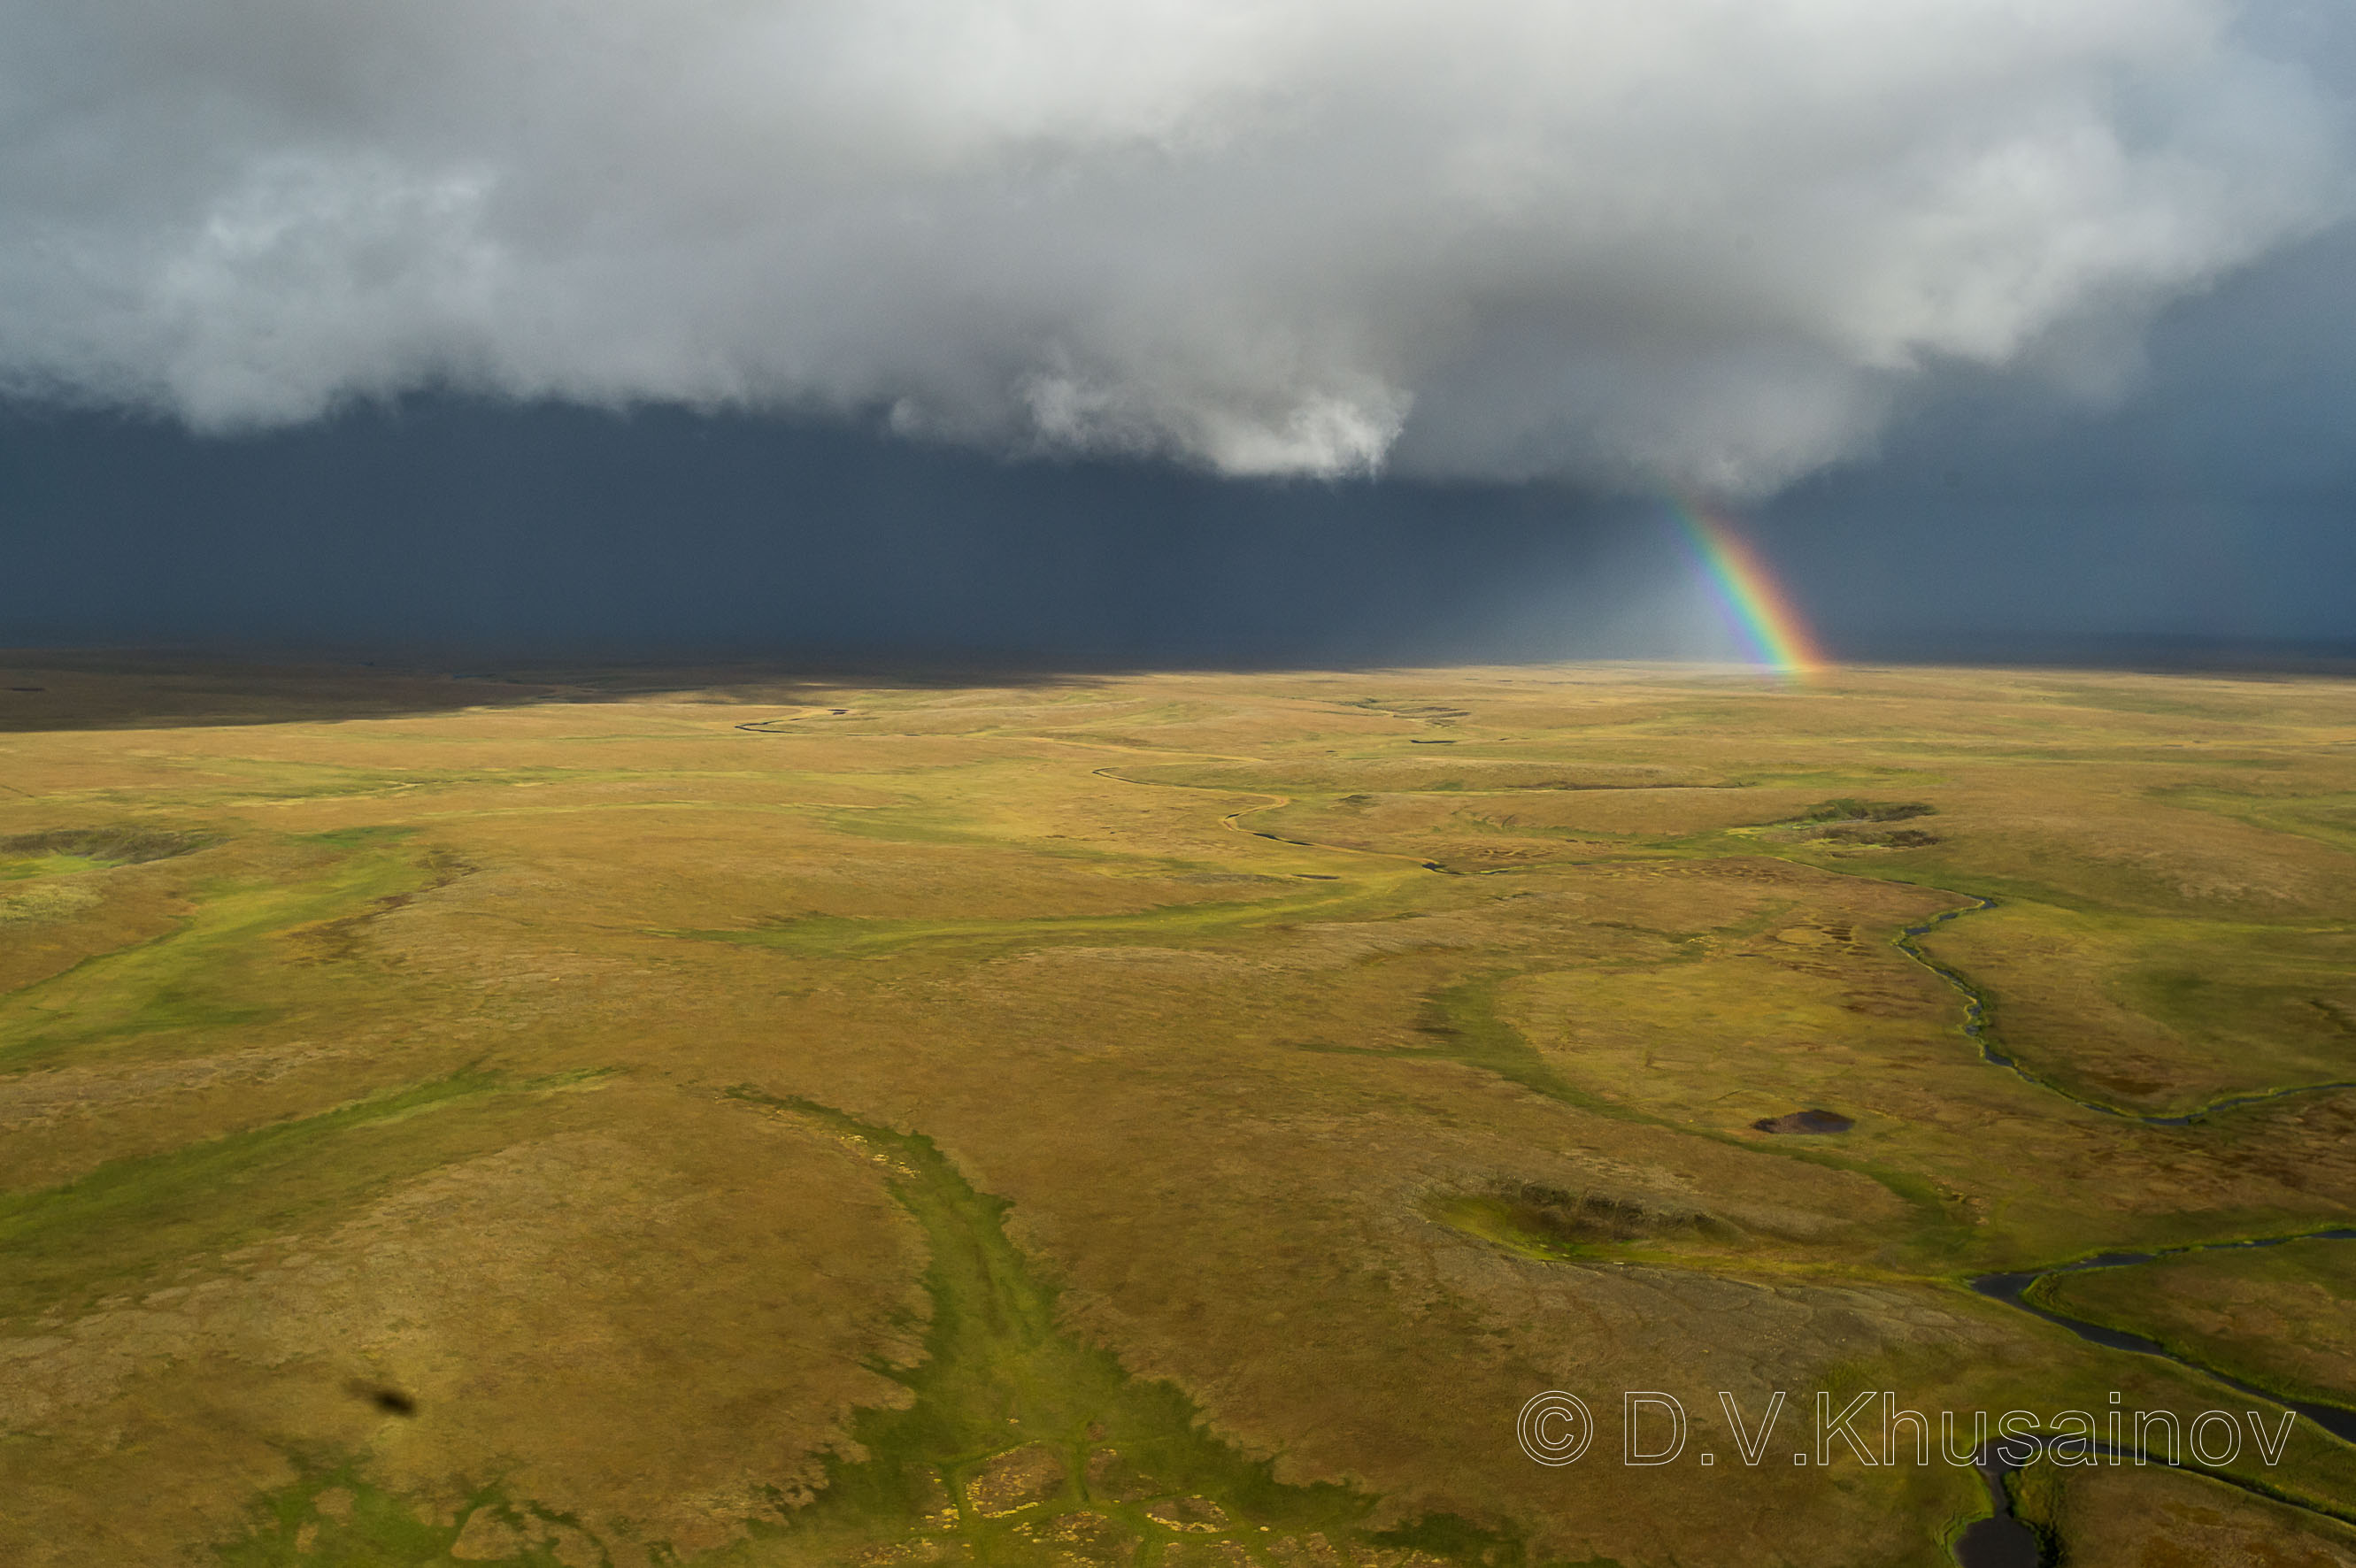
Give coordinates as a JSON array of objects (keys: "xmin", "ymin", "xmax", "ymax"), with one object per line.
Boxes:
[{"xmin": 3, "ymin": 656, "xmax": 2354, "ymax": 1567}]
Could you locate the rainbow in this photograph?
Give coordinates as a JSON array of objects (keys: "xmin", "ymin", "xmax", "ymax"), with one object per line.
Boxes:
[{"xmin": 1667, "ymin": 500, "xmax": 1829, "ymax": 679}]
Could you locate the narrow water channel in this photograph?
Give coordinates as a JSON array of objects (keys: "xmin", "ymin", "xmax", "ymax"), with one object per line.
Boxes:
[
  {"xmin": 1969, "ymin": 1232, "xmax": 2356, "ymax": 1445},
  {"xmin": 1894, "ymin": 898, "xmax": 2356, "ymax": 1125},
  {"xmin": 1957, "ymin": 1233, "xmax": 2356, "ymax": 1565},
  {"xmin": 1952, "ymin": 1447, "xmax": 2041, "ymax": 1568}
]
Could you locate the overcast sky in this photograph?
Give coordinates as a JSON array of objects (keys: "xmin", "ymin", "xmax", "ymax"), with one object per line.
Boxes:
[{"xmin": 3, "ymin": 1, "xmax": 2352, "ymax": 662}]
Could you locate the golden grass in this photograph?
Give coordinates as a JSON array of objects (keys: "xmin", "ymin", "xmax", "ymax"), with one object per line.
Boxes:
[
  {"xmin": 2014, "ymin": 1458, "xmax": 2356, "ymax": 1566},
  {"xmin": 2, "ymin": 658, "xmax": 2352, "ymax": 1565}
]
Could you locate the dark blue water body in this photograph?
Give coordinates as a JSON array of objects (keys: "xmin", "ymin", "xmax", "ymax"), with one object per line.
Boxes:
[
  {"xmin": 1954, "ymin": 1439, "xmax": 2161, "ymax": 1568},
  {"xmin": 1953, "ymin": 1449, "xmax": 2043, "ymax": 1568}
]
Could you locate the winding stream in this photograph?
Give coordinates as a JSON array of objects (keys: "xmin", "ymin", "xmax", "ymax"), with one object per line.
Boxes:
[
  {"xmin": 1953, "ymin": 1233, "xmax": 2356, "ymax": 1565},
  {"xmin": 1951, "ymin": 1425, "xmax": 2356, "ymax": 1568},
  {"xmin": 1895, "ymin": 898, "xmax": 2356, "ymax": 1125},
  {"xmin": 1898, "ymin": 895, "xmax": 2356, "ymax": 1543},
  {"xmin": 1969, "ymin": 1233, "xmax": 2356, "ymax": 1444},
  {"xmin": 1913, "ymin": 887, "xmax": 2356, "ymax": 1559}
]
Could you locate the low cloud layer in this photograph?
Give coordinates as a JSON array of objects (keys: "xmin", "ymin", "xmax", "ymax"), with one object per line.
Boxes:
[{"xmin": 2, "ymin": 1, "xmax": 2346, "ymax": 493}]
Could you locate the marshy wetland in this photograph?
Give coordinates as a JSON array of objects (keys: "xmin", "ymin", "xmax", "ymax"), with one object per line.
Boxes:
[{"xmin": 3, "ymin": 657, "xmax": 2355, "ymax": 1565}]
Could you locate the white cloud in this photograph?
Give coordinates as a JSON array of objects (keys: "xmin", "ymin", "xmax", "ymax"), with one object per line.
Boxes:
[{"xmin": 0, "ymin": 0, "xmax": 2344, "ymax": 493}]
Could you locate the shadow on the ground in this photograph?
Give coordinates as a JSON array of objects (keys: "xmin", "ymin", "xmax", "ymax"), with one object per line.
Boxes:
[{"xmin": 0, "ymin": 649, "xmax": 1143, "ymax": 734}]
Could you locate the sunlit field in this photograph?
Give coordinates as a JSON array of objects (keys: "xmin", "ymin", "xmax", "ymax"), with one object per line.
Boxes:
[{"xmin": 4, "ymin": 657, "xmax": 2354, "ymax": 1567}]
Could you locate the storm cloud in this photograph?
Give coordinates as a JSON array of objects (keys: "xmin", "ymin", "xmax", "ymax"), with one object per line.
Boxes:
[{"xmin": 1, "ymin": 1, "xmax": 2347, "ymax": 494}]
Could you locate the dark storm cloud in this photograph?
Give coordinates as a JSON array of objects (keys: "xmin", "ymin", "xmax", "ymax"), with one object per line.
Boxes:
[
  {"xmin": 1761, "ymin": 214, "xmax": 2356, "ymax": 650},
  {"xmin": 0, "ymin": 400, "xmax": 1699, "ymax": 663},
  {"xmin": 1, "ymin": 1, "xmax": 2348, "ymax": 495}
]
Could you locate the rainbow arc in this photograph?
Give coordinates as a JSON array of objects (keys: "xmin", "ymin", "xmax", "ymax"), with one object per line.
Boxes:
[{"xmin": 1667, "ymin": 501, "xmax": 1829, "ymax": 679}]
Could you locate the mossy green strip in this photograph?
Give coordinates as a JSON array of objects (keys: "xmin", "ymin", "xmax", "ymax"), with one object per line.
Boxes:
[
  {"xmin": 662, "ymin": 878, "xmax": 1407, "ymax": 959},
  {"xmin": 217, "ymin": 1463, "xmax": 591, "ymax": 1568},
  {"xmin": 0, "ymin": 842, "xmax": 440, "ymax": 1071},
  {"xmin": 717, "ymin": 1091, "xmax": 1521, "ymax": 1567},
  {"xmin": 0, "ymin": 1070, "xmax": 524, "ymax": 1323}
]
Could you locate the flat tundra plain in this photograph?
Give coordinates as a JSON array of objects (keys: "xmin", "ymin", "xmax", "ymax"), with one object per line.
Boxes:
[{"xmin": 3, "ymin": 659, "xmax": 2354, "ymax": 1567}]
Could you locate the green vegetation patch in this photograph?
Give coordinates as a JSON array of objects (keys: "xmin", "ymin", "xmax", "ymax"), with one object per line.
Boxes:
[
  {"xmin": 1320, "ymin": 979, "xmax": 1980, "ymax": 1270},
  {"xmin": 1428, "ymin": 1185, "xmax": 1736, "ymax": 1264},
  {"xmin": 153, "ymin": 756, "xmax": 474, "ymax": 805},
  {"xmin": 219, "ymin": 1463, "xmax": 594, "ymax": 1568},
  {"xmin": 805, "ymin": 803, "xmax": 1009, "ymax": 848},
  {"xmin": 1790, "ymin": 800, "xmax": 1937, "ymax": 825},
  {"xmin": 0, "ymin": 1070, "xmax": 544, "ymax": 1324},
  {"xmin": 0, "ymin": 826, "xmax": 218, "ymax": 867},
  {"xmin": 2150, "ymin": 786, "xmax": 2356, "ymax": 857},
  {"xmin": 714, "ymin": 1091, "xmax": 1508, "ymax": 1567},
  {"xmin": 2124, "ymin": 944, "xmax": 2356, "ymax": 1062},
  {"xmin": 1114, "ymin": 760, "xmax": 1721, "ymax": 795},
  {"xmin": 1903, "ymin": 900, "xmax": 2356, "ymax": 1118},
  {"xmin": 0, "ymin": 880, "xmax": 104, "ymax": 924},
  {"xmin": 0, "ymin": 837, "xmax": 451, "ymax": 1071},
  {"xmin": 1768, "ymin": 801, "xmax": 1940, "ymax": 849},
  {"xmin": 295, "ymin": 825, "xmax": 421, "ymax": 850},
  {"xmin": 663, "ymin": 878, "xmax": 1405, "ymax": 958},
  {"xmin": 1297, "ymin": 976, "xmax": 1620, "ymax": 1114}
]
